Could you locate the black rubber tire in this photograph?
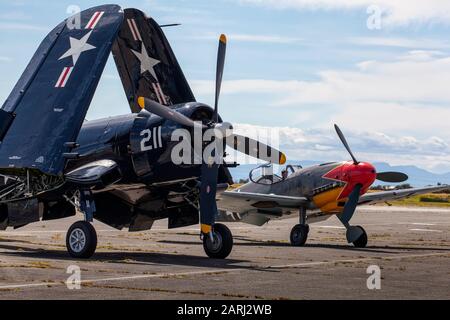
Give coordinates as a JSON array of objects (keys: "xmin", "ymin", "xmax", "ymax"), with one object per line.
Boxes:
[
  {"xmin": 66, "ymin": 221, "xmax": 97, "ymax": 259},
  {"xmin": 203, "ymin": 223, "xmax": 233, "ymax": 259},
  {"xmin": 290, "ymin": 224, "xmax": 309, "ymax": 246},
  {"xmin": 352, "ymin": 226, "xmax": 368, "ymax": 248}
]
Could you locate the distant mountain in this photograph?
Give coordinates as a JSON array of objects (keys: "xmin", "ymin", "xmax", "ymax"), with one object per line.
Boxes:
[
  {"xmin": 372, "ymin": 162, "xmax": 450, "ymax": 187},
  {"xmin": 229, "ymin": 160, "xmax": 450, "ymax": 187}
]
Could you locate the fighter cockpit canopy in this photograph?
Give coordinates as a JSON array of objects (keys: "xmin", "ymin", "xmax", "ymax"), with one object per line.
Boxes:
[{"xmin": 249, "ymin": 163, "xmax": 302, "ymax": 185}]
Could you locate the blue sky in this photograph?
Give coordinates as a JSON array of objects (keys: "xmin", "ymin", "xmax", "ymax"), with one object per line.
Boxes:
[{"xmin": 2, "ymin": 0, "xmax": 450, "ymax": 172}]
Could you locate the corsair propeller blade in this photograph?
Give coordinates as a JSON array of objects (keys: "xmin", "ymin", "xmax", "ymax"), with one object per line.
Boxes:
[
  {"xmin": 376, "ymin": 172, "xmax": 408, "ymax": 183},
  {"xmin": 227, "ymin": 134, "xmax": 287, "ymax": 165},
  {"xmin": 199, "ymin": 160, "xmax": 219, "ymax": 235},
  {"xmin": 214, "ymin": 34, "xmax": 227, "ymax": 122},
  {"xmin": 200, "ymin": 34, "xmax": 228, "ymax": 236},
  {"xmin": 138, "ymin": 97, "xmax": 206, "ymax": 129},
  {"xmin": 334, "ymin": 124, "xmax": 359, "ymax": 165}
]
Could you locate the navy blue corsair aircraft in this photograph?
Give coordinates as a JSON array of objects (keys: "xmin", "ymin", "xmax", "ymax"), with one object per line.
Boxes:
[
  {"xmin": 0, "ymin": 5, "xmax": 286, "ymax": 259},
  {"xmin": 1, "ymin": 5, "xmax": 445, "ymax": 260}
]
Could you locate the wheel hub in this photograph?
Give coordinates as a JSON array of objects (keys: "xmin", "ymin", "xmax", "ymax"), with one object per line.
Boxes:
[
  {"xmin": 205, "ymin": 232, "xmax": 223, "ymax": 253},
  {"xmin": 292, "ymin": 230, "xmax": 301, "ymax": 242},
  {"xmin": 69, "ymin": 228, "xmax": 86, "ymax": 253}
]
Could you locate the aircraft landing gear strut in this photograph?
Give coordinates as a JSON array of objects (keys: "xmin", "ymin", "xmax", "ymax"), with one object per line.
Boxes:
[
  {"xmin": 290, "ymin": 207, "xmax": 309, "ymax": 246},
  {"xmin": 66, "ymin": 190, "xmax": 98, "ymax": 259},
  {"xmin": 203, "ymin": 223, "xmax": 233, "ymax": 259}
]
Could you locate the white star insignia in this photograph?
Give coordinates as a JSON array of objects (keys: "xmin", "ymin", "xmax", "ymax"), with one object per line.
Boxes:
[
  {"xmin": 59, "ymin": 31, "xmax": 96, "ymax": 65},
  {"xmin": 131, "ymin": 45, "xmax": 161, "ymax": 81}
]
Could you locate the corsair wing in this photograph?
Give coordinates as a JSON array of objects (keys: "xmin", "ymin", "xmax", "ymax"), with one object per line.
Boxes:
[
  {"xmin": 358, "ymin": 185, "xmax": 449, "ymax": 206},
  {"xmin": 112, "ymin": 8, "xmax": 196, "ymax": 112},
  {"xmin": 0, "ymin": 5, "xmax": 124, "ymax": 176}
]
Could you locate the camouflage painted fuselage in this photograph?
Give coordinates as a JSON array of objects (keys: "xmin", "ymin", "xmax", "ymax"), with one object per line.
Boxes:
[{"xmin": 237, "ymin": 161, "xmax": 377, "ymax": 214}]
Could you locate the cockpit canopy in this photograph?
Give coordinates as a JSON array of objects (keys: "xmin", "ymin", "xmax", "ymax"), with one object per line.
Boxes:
[{"xmin": 249, "ymin": 163, "xmax": 302, "ymax": 185}]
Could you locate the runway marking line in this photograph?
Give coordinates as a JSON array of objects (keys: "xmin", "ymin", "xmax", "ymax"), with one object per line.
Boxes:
[
  {"xmin": 0, "ymin": 252, "xmax": 449, "ymax": 291},
  {"xmin": 0, "ymin": 269, "xmax": 241, "ymax": 291},
  {"xmin": 268, "ymin": 252, "xmax": 450, "ymax": 269},
  {"xmin": 409, "ymin": 228, "xmax": 442, "ymax": 233}
]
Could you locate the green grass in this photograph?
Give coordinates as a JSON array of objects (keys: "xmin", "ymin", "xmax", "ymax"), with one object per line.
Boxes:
[{"xmin": 383, "ymin": 193, "xmax": 450, "ymax": 208}]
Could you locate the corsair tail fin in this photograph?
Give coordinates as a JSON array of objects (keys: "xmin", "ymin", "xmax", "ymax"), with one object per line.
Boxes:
[{"xmin": 112, "ymin": 8, "xmax": 195, "ymax": 113}]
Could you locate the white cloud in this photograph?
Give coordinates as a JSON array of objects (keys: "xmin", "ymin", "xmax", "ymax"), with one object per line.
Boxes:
[
  {"xmin": 193, "ymin": 50, "xmax": 450, "ymax": 136},
  {"xmin": 237, "ymin": 0, "xmax": 450, "ymax": 26},
  {"xmin": 230, "ymin": 123, "xmax": 450, "ymax": 172},
  {"xmin": 328, "ymin": 102, "xmax": 450, "ymax": 138},
  {"xmin": 195, "ymin": 50, "xmax": 450, "ymax": 103},
  {"xmin": 275, "ymin": 50, "xmax": 450, "ymax": 107}
]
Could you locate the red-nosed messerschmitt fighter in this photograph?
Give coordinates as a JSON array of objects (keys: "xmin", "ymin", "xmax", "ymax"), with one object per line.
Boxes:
[{"xmin": 217, "ymin": 125, "xmax": 448, "ymax": 248}]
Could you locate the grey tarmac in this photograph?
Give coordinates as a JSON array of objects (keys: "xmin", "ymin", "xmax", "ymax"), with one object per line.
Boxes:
[{"xmin": 0, "ymin": 206, "xmax": 449, "ymax": 300}]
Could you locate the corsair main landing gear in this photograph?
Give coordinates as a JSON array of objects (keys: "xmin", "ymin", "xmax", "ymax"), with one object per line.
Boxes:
[
  {"xmin": 66, "ymin": 190, "xmax": 98, "ymax": 259},
  {"xmin": 66, "ymin": 221, "xmax": 97, "ymax": 259},
  {"xmin": 346, "ymin": 225, "xmax": 368, "ymax": 248},
  {"xmin": 290, "ymin": 207, "xmax": 309, "ymax": 246},
  {"xmin": 203, "ymin": 223, "xmax": 233, "ymax": 259}
]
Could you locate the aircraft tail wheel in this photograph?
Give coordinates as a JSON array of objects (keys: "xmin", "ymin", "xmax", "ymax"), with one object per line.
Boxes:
[
  {"xmin": 290, "ymin": 224, "xmax": 309, "ymax": 246},
  {"xmin": 66, "ymin": 221, "xmax": 97, "ymax": 259},
  {"xmin": 203, "ymin": 223, "xmax": 233, "ymax": 259},
  {"xmin": 351, "ymin": 226, "xmax": 368, "ymax": 248}
]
